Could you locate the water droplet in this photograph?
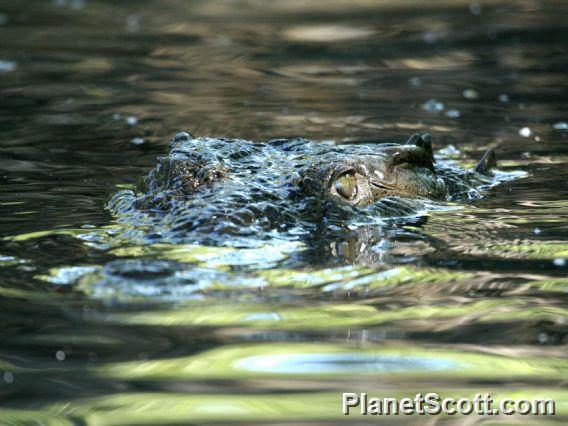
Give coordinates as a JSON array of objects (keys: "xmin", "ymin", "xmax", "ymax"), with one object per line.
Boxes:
[
  {"xmin": 518, "ymin": 127, "xmax": 532, "ymax": 137},
  {"xmin": 56, "ymin": 350, "xmax": 66, "ymax": 361},
  {"xmin": 463, "ymin": 89, "xmax": 479, "ymax": 99},
  {"xmin": 126, "ymin": 14, "xmax": 140, "ymax": 33},
  {"xmin": 409, "ymin": 77, "xmax": 422, "ymax": 87},
  {"xmin": 70, "ymin": 0, "xmax": 86, "ymax": 10},
  {"xmin": 498, "ymin": 94, "xmax": 509, "ymax": 102},
  {"xmin": 3, "ymin": 372, "xmax": 14, "ymax": 383},
  {"xmin": 552, "ymin": 122, "xmax": 568, "ymax": 130},
  {"xmin": 112, "ymin": 113, "xmax": 121, "ymax": 120},
  {"xmin": 445, "ymin": 109, "xmax": 460, "ymax": 118},
  {"xmin": 126, "ymin": 116, "xmax": 138, "ymax": 126},
  {"xmin": 537, "ymin": 333, "xmax": 549, "ymax": 343},
  {"xmin": 533, "ymin": 228, "xmax": 542, "ymax": 235},
  {"xmin": 422, "ymin": 99, "xmax": 444, "ymax": 113},
  {"xmin": 131, "ymin": 137, "xmax": 145, "ymax": 145},
  {"xmin": 553, "ymin": 258, "xmax": 566, "ymax": 267},
  {"xmin": 0, "ymin": 60, "xmax": 17, "ymax": 73},
  {"xmin": 469, "ymin": 1, "xmax": 482, "ymax": 14},
  {"xmin": 423, "ymin": 32, "xmax": 437, "ymax": 44}
]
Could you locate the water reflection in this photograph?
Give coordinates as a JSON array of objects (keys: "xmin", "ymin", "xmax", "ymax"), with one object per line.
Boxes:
[
  {"xmin": 0, "ymin": 0, "xmax": 567, "ymax": 423},
  {"xmin": 236, "ymin": 353, "xmax": 455, "ymax": 374}
]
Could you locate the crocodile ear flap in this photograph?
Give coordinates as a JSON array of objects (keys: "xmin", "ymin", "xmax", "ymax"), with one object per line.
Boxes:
[
  {"xmin": 474, "ymin": 148, "xmax": 497, "ymax": 175},
  {"xmin": 406, "ymin": 133, "xmax": 434, "ymax": 162}
]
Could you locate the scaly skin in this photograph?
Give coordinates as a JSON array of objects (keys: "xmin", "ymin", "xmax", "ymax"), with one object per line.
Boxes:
[{"xmin": 108, "ymin": 132, "xmax": 495, "ymax": 244}]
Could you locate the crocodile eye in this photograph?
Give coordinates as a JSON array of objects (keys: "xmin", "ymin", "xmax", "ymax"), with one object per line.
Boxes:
[{"xmin": 334, "ymin": 172, "xmax": 358, "ymax": 200}]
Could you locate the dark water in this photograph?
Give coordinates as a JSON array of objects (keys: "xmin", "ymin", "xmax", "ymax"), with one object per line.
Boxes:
[{"xmin": 0, "ymin": 0, "xmax": 567, "ymax": 424}]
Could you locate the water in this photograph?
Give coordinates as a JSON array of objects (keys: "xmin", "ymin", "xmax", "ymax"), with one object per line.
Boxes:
[{"xmin": 0, "ymin": 0, "xmax": 567, "ymax": 423}]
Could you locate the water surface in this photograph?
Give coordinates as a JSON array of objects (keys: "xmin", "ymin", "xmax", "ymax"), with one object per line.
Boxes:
[{"xmin": 0, "ymin": 0, "xmax": 567, "ymax": 423}]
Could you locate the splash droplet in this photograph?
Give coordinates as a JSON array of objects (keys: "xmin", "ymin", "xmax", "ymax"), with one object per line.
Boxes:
[
  {"xmin": 445, "ymin": 109, "xmax": 460, "ymax": 118},
  {"xmin": 0, "ymin": 60, "xmax": 16, "ymax": 73},
  {"xmin": 422, "ymin": 99, "xmax": 444, "ymax": 113},
  {"xmin": 131, "ymin": 137, "xmax": 145, "ymax": 145},
  {"xmin": 3, "ymin": 372, "xmax": 14, "ymax": 383},
  {"xmin": 469, "ymin": 1, "xmax": 483, "ymax": 15},
  {"xmin": 409, "ymin": 77, "xmax": 422, "ymax": 87},
  {"xmin": 463, "ymin": 89, "xmax": 479, "ymax": 100}
]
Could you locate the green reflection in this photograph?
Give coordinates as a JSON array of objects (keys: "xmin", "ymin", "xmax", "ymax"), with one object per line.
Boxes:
[
  {"xmin": 106, "ymin": 297, "xmax": 566, "ymax": 329},
  {"xmin": 491, "ymin": 242, "xmax": 568, "ymax": 259},
  {"xmin": 8, "ymin": 389, "xmax": 559, "ymax": 424},
  {"xmin": 1, "ymin": 388, "xmax": 566, "ymax": 424},
  {"xmin": 0, "ymin": 410, "xmax": 75, "ymax": 426},
  {"xmin": 94, "ymin": 342, "xmax": 568, "ymax": 381},
  {"xmin": 0, "ymin": 254, "xmax": 28, "ymax": 267},
  {"xmin": 110, "ymin": 240, "xmax": 303, "ymax": 269},
  {"xmin": 526, "ymin": 278, "xmax": 568, "ymax": 292}
]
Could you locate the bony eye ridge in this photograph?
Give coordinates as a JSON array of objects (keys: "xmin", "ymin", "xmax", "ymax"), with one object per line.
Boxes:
[{"xmin": 334, "ymin": 171, "xmax": 358, "ymax": 200}]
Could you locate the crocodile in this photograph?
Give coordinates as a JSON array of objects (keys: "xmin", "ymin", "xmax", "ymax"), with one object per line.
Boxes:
[{"xmin": 108, "ymin": 132, "xmax": 498, "ymax": 247}]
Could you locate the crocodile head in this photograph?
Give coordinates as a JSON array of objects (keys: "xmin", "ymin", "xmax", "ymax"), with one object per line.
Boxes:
[
  {"xmin": 299, "ymin": 133, "xmax": 448, "ymax": 207},
  {"xmin": 108, "ymin": 132, "xmax": 495, "ymax": 242}
]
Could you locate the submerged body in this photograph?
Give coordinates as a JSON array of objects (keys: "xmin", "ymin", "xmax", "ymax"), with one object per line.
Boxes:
[{"xmin": 108, "ymin": 132, "xmax": 496, "ymax": 244}]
